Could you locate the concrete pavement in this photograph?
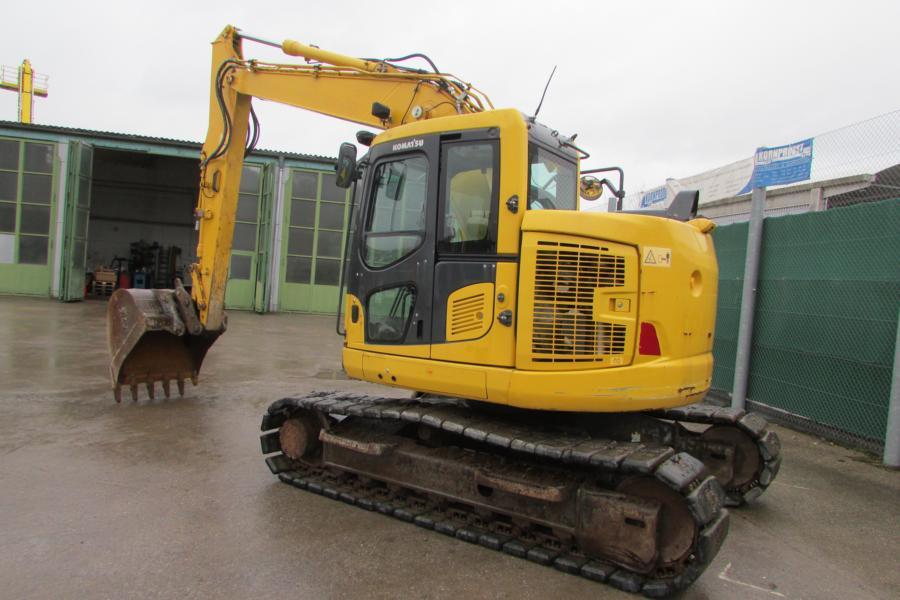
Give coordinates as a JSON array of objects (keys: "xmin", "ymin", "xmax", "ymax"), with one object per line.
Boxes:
[{"xmin": 1, "ymin": 296, "xmax": 897, "ymax": 599}]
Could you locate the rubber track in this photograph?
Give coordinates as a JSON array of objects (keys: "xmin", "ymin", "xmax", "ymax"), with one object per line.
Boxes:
[
  {"xmin": 651, "ymin": 404, "xmax": 782, "ymax": 506},
  {"xmin": 260, "ymin": 391, "xmax": 731, "ymax": 598}
]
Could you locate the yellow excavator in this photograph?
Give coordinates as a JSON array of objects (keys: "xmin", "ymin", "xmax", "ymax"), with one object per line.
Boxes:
[{"xmin": 106, "ymin": 26, "xmax": 781, "ymax": 596}]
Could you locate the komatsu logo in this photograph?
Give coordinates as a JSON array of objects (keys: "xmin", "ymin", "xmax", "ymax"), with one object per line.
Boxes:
[{"xmin": 392, "ymin": 138, "xmax": 424, "ymax": 152}]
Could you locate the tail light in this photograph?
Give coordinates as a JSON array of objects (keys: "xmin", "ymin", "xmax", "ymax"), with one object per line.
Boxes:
[{"xmin": 639, "ymin": 322, "xmax": 661, "ymax": 356}]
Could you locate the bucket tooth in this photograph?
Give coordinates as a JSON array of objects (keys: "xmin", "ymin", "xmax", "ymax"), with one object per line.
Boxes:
[
  {"xmin": 162, "ymin": 379, "xmax": 171, "ymax": 399},
  {"xmin": 177, "ymin": 377, "xmax": 186, "ymax": 397},
  {"xmin": 190, "ymin": 372, "xmax": 199, "ymax": 386},
  {"xmin": 130, "ymin": 384, "xmax": 139, "ymax": 402},
  {"xmin": 146, "ymin": 382, "xmax": 156, "ymax": 400},
  {"xmin": 113, "ymin": 385, "xmax": 122, "ymax": 403}
]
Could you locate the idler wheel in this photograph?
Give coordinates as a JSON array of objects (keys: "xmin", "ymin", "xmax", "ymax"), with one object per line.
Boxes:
[
  {"xmin": 616, "ymin": 476, "xmax": 697, "ymax": 570},
  {"xmin": 701, "ymin": 425, "xmax": 761, "ymax": 489}
]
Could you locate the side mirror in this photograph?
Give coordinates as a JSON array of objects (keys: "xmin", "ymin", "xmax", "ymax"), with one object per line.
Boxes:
[
  {"xmin": 580, "ymin": 175, "xmax": 602, "ymax": 201},
  {"xmin": 335, "ymin": 142, "xmax": 358, "ymax": 189}
]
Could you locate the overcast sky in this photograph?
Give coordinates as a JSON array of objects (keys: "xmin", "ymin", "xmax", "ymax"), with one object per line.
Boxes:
[{"xmin": 2, "ymin": 1, "xmax": 899, "ymax": 194}]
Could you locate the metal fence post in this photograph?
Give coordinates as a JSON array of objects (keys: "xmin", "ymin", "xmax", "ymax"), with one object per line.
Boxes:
[
  {"xmin": 883, "ymin": 306, "xmax": 900, "ymax": 467},
  {"xmin": 731, "ymin": 186, "xmax": 766, "ymax": 410}
]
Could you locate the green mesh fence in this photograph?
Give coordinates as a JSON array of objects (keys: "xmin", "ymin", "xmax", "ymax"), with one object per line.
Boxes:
[{"xmin": 711, "ymin": 198, "xmax": 900, "ymax": 444}]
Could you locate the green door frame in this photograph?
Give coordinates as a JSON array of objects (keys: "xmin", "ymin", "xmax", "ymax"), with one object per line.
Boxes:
[
  {"xmin": 225, "ymin": 160, "xmax": 275, "ymax": 311},
  {"xmin": 59, "ymin": 141, "xmax": 92, "ymax": 301},
  {"xmin": 254, "ymin": 161, "xmax": 275, "ymax": 313}
]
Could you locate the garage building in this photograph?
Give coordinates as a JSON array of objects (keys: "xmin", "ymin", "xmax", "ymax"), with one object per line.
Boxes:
[{"xmin": 0, "ymin": 120, "xmax": 349, "ymax": 314}]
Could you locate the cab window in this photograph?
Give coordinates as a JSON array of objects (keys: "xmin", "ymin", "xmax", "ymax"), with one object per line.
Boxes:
[
  {"xmin": 528, "ymin": 145, "xmax": 577, "ymax": 211},
  {"xmin": 439, "ymin": 141, "xmax": 498, "ymax": 254},
  {"xmin": 363, "ymin": 155, "xmax": 428, "ymax": 268}
]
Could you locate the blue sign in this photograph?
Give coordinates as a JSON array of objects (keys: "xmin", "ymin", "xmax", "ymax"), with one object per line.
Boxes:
[
  {"xmin": 640, "ymin": 186, "xmax": 667, "ymax": 208},
  {"xmin": 739, "ymin": 138, "xmax": 813, "ymax": 193}
]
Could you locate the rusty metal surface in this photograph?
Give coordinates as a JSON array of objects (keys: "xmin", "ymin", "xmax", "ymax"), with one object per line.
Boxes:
[
  {"xmin": 106, "ymin": 286, "xmax": 220, "ymax": 402},
  {"xmin": 260, "ymin": 393, "xmax": 731, "ymax": 596}
]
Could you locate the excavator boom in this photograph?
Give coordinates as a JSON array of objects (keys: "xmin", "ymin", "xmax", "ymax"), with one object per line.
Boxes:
[{"xmin": 107, "ymin": 25, "xmax": 492, "ymax": 398}]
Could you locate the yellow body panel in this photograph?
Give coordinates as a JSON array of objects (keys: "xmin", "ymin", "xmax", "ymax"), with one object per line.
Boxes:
[
  {"xmin": 345, "ymin": 207, "xmax": 717, "ymax": 413},
  {"xmin": 344, "ymin": 348, "xmax": 710, "ymax": 412},
  {"xmin": 430, "ymin": 262, "xmax": 518, "ymax": 367}
]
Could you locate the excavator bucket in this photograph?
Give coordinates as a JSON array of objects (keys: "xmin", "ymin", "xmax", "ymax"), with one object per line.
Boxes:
[{"xmin": 106, "ymin": 281, "xmax": 221, "ymax": 402}]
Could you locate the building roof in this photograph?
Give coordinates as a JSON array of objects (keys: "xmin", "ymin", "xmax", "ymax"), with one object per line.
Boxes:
[
  {"xmin": 826, "ymin": 164, "xmax": 900, "ymax": 207},
  {"xmin": 0, "ymin": 119, "xmax": 336, "ymax": 163}
]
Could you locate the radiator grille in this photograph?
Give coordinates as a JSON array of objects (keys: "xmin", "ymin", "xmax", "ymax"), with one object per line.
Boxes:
[{"xmin": 531, "ymin": 240, "xmax": 627, "ymax": 362}]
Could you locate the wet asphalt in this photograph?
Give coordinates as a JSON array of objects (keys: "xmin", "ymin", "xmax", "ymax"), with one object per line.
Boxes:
[{"xmin": 1, "ymin": 296, "xmax": 898, "ymax": 599}]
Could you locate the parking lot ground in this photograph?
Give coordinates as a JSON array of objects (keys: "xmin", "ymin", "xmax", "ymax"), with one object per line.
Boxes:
[{"xmin": 1, "ymin": 296, "xmax": 898, "ymax": 599}]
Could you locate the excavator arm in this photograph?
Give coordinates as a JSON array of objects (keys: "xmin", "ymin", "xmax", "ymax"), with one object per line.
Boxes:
[{"xmin": 106, "ymin": 25, "xmax": 492, "ymax": 401}]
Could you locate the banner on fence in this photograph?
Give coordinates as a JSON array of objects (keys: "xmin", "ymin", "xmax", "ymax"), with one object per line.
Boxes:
[{"xmin": 738, "ymin": 138, "xmax": 814, "ymax": 194}]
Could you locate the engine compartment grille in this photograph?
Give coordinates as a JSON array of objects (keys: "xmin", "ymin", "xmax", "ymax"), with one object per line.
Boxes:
[{"xmin": 531, "ymin": 240, "xmax": 628, "ymax": 363}]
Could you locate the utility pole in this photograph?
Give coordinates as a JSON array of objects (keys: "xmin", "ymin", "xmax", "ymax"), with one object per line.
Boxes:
[{"xmin": 0, "ymin": 59, "xmax": 49, "ymax": 124}]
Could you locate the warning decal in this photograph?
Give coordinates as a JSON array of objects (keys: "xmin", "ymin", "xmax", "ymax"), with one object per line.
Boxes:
[{"xmin": 642, "ymin": 246, "xmax": 672, "ymax": 267}]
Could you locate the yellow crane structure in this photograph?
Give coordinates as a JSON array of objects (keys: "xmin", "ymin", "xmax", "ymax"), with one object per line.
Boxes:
[
  {"xmin": 105, "ymin": 26, "xmax": 782, "ymax": 595},
  {"xmin": 0, "ymin": 59, "xmax": 49, "ymax": 124}
]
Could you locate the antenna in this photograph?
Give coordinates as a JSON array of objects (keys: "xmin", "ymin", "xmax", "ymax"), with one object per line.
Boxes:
[{"xmin": 532, "ymin": 65, "xmax": 557, "ymax": 120}]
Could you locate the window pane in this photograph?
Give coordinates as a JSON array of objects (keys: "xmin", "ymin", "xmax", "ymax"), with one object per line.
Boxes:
[
  {"xmin": 0, "ymin": 140, "xmax": 19, "ymax": 171},
  {"xmin": 363, "ymin": 156, "xmax": 427, "ymax": 268},
  {"xmin": 233, "ymin": 222, "xmax": 257, "ymax": 252},
  {"xmin": 290, "ymin": 199, "xmax": 316, "ymax": 227},
  {"xmin": 0, "ymin": 171, "xmax": 17, "ymax": 201},
  {"xmin": 287, "ymin": 228, "xmax": 313, "ymax": 255},
  {"xmin": 367, "ymin": 157, "xmax": 428, "ymax": 234},
  {"xmin": 20, "ymin": 204, "xmax": 50, "ymax": 234},
  {"xmin": 230, "ymin": 254, "xmax": 252, "ymax": 280},
  {"xmin": 291, "ymin": 171, "xmax": 318, "ymax": 199},
  {"xmin": 365, "ymin": 234, "xmax": 422, "ymax": 268},
  {"xmin": 528, "ymin": 145, "xmax": 577, "ymax": 211},
  {"xmin": 315, "ymin": 258, "xmax": 341, "ymax": 285},
  {"xmin": 240, "ymin": 165, "xmax": 260, "ymax": 194},
  {"xmin": 19, "ymin": 235, "xmax": 48, "ymax": 264},
  {"xmin": 367, "ymin": 285, "xmax": 416, "ymax": 342},
  {"xmin": 441, "ymin": 143, "xmax": 495, "ymax": 252},
  {"xmin": 237, "ymin": 193, "xmax": 258, "ymax": 222},
  {"xmin": 321, "ymin": 173, "xmax": 345, "ymax": 202},
  {"xmin": 317, "ymin": 229, "xmax": 343, "ymax": 257},
  {"xmin": 78, "ymin": 176, "xmax": 90, "ymax": 207},
  {"xmin": 24, "ymin": 143, "xmax": 54, "ymax": 174},
  {"xmin": 0, "ymin": 233, "xmax": 13, "ymax": 263},
  {"xmin": 318, "ymin": 201, "xmax": 345, "ymax": 230},
  {"xmin": 285, "ymin": 255, "xmax": 312, "ymax": 283},
  {"xmin": 0, "ymin": 202, "xmax": 14, "ymax": 232},
  {"xmin": 22, "ymin": 173, "xmax": 52, "ymax": 204}
]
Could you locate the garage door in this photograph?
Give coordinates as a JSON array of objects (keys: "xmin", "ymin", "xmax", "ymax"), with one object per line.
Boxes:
[
  {"xmin": 279, "ymin": 168, "xmax": 350, "ymax": 313},
  {"xmin": 0, "ymin": 137, "xmax": 58, "ymax": 296},
  {"xmin": 225, "ymin": 163, "xmax": 273, "ymax": 311}
]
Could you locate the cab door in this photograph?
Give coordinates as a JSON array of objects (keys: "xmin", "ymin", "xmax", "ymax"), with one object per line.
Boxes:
[{"xmin": 345, "ymin": 135, "xmax": 439, "ymax": 358}]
